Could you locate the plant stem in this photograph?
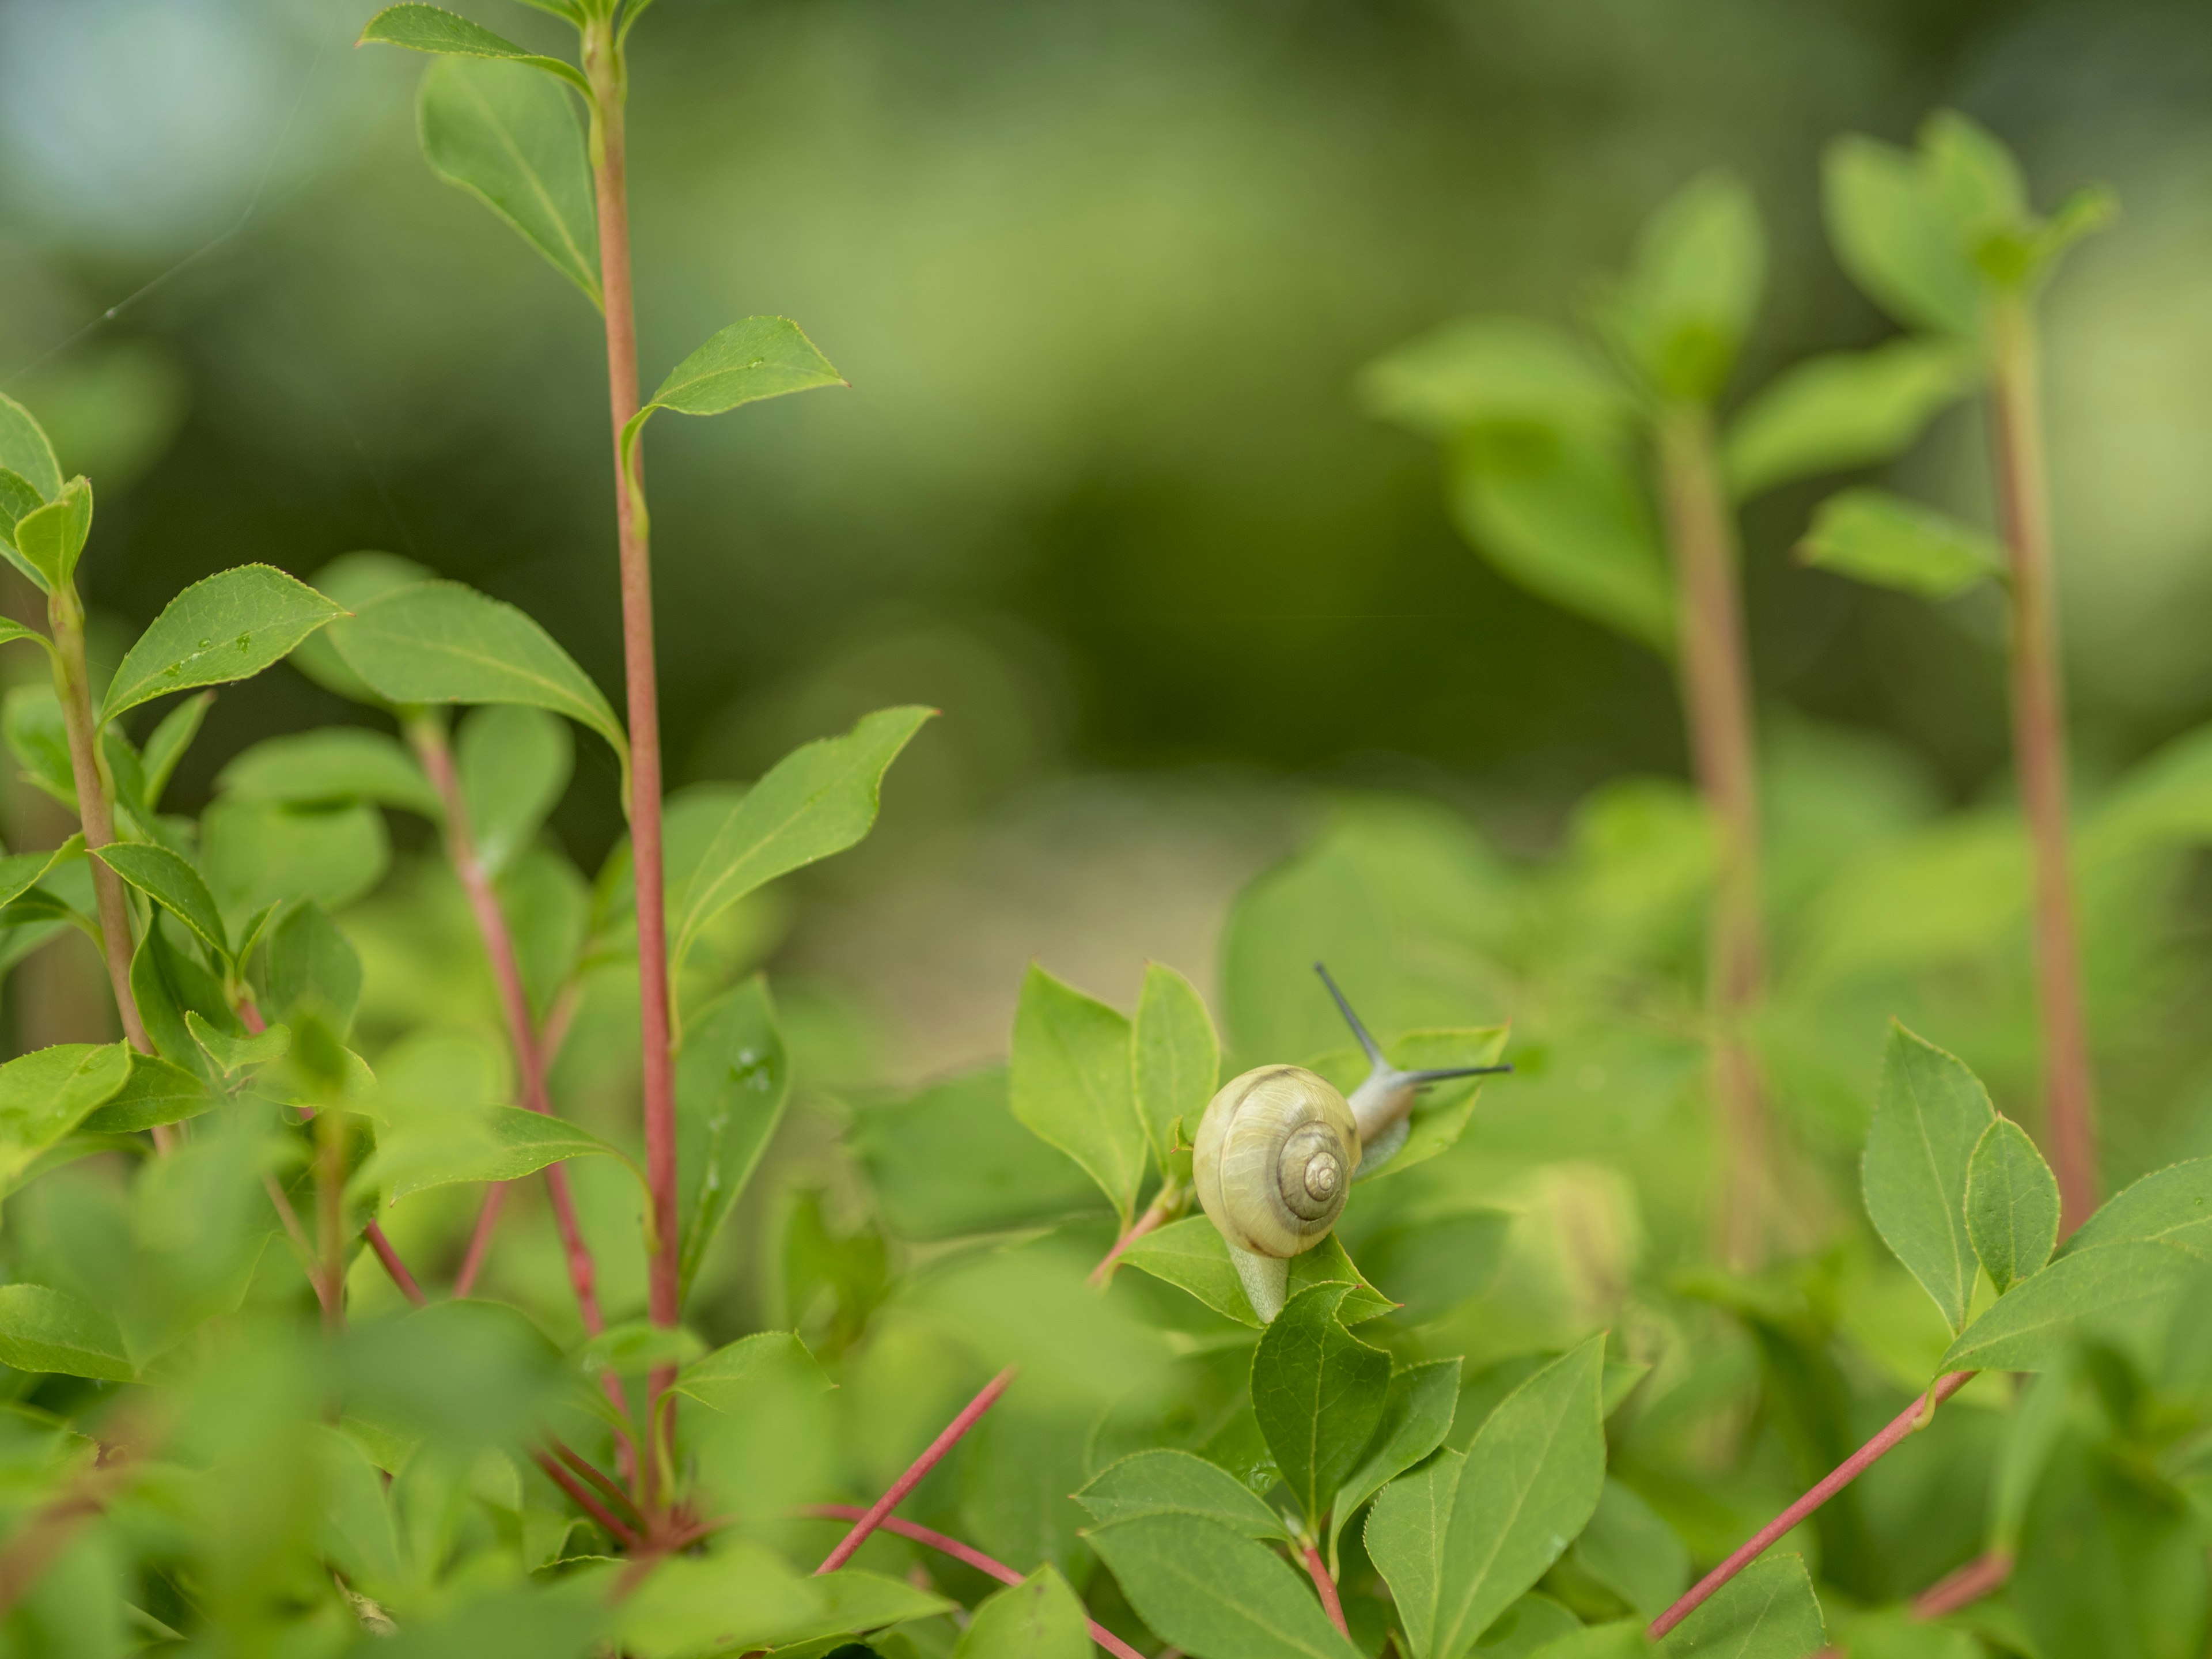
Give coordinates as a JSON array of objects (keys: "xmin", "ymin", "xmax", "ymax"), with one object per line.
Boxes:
[
  {"xmin": 44, "ymin": 588, "xmax": 156, "ymax": 1061},
  {"xmin": 1991, "ymin": 295, "xmax": 2097, "ymax": 1233},
  {"xmin": 1090, "ymin": 1185, "xmax": 1180, "ymax": 1287},
  {"xmin": 816, "ymin": 1368, "xmax": 1016, "ymax": 1573},
  {"xmin": 315, "ymin": 1104, "xmax": 346, "ymax": 1332},
  {"xmin": 1300, "ymin": 1540, "xmax": 1350, "ymax": 1638},
  {"xmin": 582, "ymin": 12, "xmax": 681, "ymax": 1459},
  {"xmin": 262, "ymin": 1172, "xmax": 335, "ymax": 1320},
  {"xmin": 1646, "ymin": 1370, "xmax": 1974, "ymax": 1641},
  {"xmin": 804, "ymin": 1506, "xmax": 1146, "ymax": 1659},
  {"xmin": 363, "ymin": 1224, "xmax": 426, "ymax": 1308},
  {"xmin": 1911, "ymin": 1550, "xmax": 2013, "ymax": 1619},
  {"xmin": 532, "ymin": 1447, "xmax": 642, "ymax": 1551},
  {"xmin": 1655, "ymin": 402, "xmax": 1768, "ymax": 1271}
]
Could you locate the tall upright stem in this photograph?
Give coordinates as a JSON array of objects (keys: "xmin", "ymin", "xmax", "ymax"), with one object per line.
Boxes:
[
  {"xmin": 1656, "ymin": 403, "xmax": 1768, "ymax": 1270},
  {"xmin": 1991, "ymin": 296, "xmax": 2097, "ymax": 1233},
  {"xmin": 584, "ymin": 18, "xmax": 681, "ymax": 1487}
]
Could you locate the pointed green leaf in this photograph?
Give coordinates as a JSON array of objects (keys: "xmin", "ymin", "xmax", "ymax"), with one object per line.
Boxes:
[
  {"xmin": 1942, "ymin": 1240, "xmax": 2195, "ymax": 1374},
  {"xmin": 370, "ymin": 1104, "xmax": 631, "ymax": 1203},
  {"xmin": 1009, "ymin": 964, "xmax": 1146, "ymax": 1228},
  {"xmin": 1429, "ymin": 1336, "xmax": 1608, "ymax": 1659},
  {"xmin": 1361, "ymin": 317, "xmax": 1632, "ymax": 442},
  {"xmin": 1119, "ymin": 1217, "xmax": 1391, "ymax": 1328},
  {"xmin": 675, "ymin": 1330, "xmax": 829, "ymax": 1413},
  {"xmin": 1798, "ymin": 488, "xmax": 2003, "ymax": 600},
  {"xmin": 419, "ymin": 56, "xmax": 601, "ymax": 307},
  {"xmin": 0, "ymin": 615, "xmax": 47, "ymax": 657},
  {"xmin": 0, "ymin": 1285, "xmax": 134, "ymax": 1381},
  {"xmin": 325, "ymin": 581, "xmax": 626, "ymax": 771},
  {"xmin": 1365, "ymin": 1449, "xmax": 1464, "ymax": 1659},
  {"xmin": 217, "ymin": 727, "xmax": 441, "ymax": 816},
  {"xmin": 1824, "ymin": 134, "xmax": 1983, "ymax": 336},
  {"xmin": 953, "ymin": 1566, "xmax": 1091, "ymax": 1659},
  {"xmin": 2, "ymin": 684, "xmax": 74, "ymax": 808},
  {"xmin": 1328, "ymin": 1358, "xmax": 1461, "ymax": 1563},
  {"xmin": 12, "ymin": 477, "xmax": 92, "ymax": 593},
  {"xmin": 2056, "ymin": 1156, "xmax": 2212, "ymax": 1257},
  {"xmin": 1965, "ymin": 1115, "xmax": 2061, "ymax": 1295},
  {"xmin": 1075, "ymin": 1449, "xmax": 1291, "ymax": 1540},
  {"xmin": 673, "ymin": 706, "xmax": 931, "ymax": 974},
  {"xmin": 0, "ymin": 837, "xmax": 83, "ymax": 913},
  {"xmin": 200, "ymin": 798, "xmax": 389, "ymax": 926},
  {"xmin": 358, "ymin": 3, "xmax": 591, "ymax": 93},
  {"xmin": 1086, "ymin": 1513, "xmax": 1361, "ymax": 1659},
  {"xmin": 579, "ymin": 1320, "xmax": 705, "ymax": 1378},
  {"xmin": 676, "ymin": 976, "xmax": 790, "ymax": 1302},
  {"xmin": 102, "ymin": 565, "xmax": 344, "ymax": 724},
  {"xmin": 1527, "ymin": 1619, "xmax": 1643, "ymax": 1659},
  {"xmin": 1652, "ymin": 1552, "xmax": 1823, "ymax": 1658},
  {"xmin": 1134, "ymin": 961, "xmax": 1218, "ymax": 1172},
  {"xmin": 645, "ymin": 316, "xmax": 845, "ymax": 419},
  {"xmin": 263, "ymin": 900, "xmax": 365, "ymax": 1033},
  {"xmin": 1568, "ymin": 1479, "xmax": 1688, "ymax": 1626},
  {"xmin": 78, "ymin": 1051, "xmax": 217, "ymax": 1134},
  {"xmin": 139, "ymin": 691, "xmax": 213, "ymax": 810},
  {"xmin": 0, "ymin": 392, "xmax": 62, "ymax": 502},
  {"xmin": 184, "ymin": 1010, "xmax": 290, "ymax": 1078},
  {"xmin": 92, "ymin": 840, "xmax": 228, "ymax": 960},
  {"xmin": 291, "ymin": 551, "xmax": 433, "ymax": 705},
  {"xmin": 0, "ymin": 1043, "xmax": 131, "ymax": 1188},
  {"xmin": 1600, "ymin": 171, "xmax": 1765, "ymax": 402},
  {"xmin": 1252, "ymin": 1282, "xmax": 1392, "ymax": 1529},
  {"xmin": 1863, "ymin": 1023, "xmax": 1996, "ymax": 1332},
  {"xmin": 458, "ymin": 702, "xmax": 571, "ymax": 876},
  {"xmin": 1722, "ymin": 339, "xmax": 1980, "ymax": 500}
]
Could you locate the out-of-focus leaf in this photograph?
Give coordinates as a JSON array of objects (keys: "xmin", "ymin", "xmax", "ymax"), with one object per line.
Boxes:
[
  {"xmin": 5, "ymin": 684, "xmax": 78, "ymax": 808},
  {"xmin": 1355, "ymin": 1211, "xmax": 1510, "ymax": 1323},
  {"xmin": 368, "ymin": 1103, "xmax": 632, "ymax": 1204},
  {"xmin": 1526, "ymin": 1623, "xmax": 1647, "ymax": 1659},
  {"xmin": 497, "ymin": 844, "xmax": 589, "ymax": 1020},
  {"xmin": 292, "ymin": 551, "xmax": 431, "ymax": 704},
  {"xmin": 0, "ymin": 391, "xmax": 63, "ymax": 501},
  {"xmin": 1075, "ymin": 1448, "xmax": 1290, "ymax": 1540},
  {"xmin": 1824, "ymin": 134, "xmax": 1983, "ymax": 336},
  {"xmin": 613, "ymin": 1542, "xmax": 841, "ymax": 1659},
  {"xmin": 2013, "ymin": 1432, "xmax": 2207, "ymax": 1659},
  {"xmin": 200, "ymin": 797, "xmax": 389, "ymax": 925},
  {"xmin": 1252, "ymin": 1282, "xmax": 1391, "ymax": 1529},
  {"xmin": 673, "ymin": 706, "xmax": 931, "ymax": 976},
  {"xmin": 419, "ymin": 56, "xmax": 601, "ymax": 307},
  {"xmin": 963, "ymin": 1402, "xmax": 1093, "ymax": 1578},
  {"xmin": 0, "ymin": 1043, "xmax": 131, "ymax": 1189},
  {"xmin": 0, "ymin": 1284, "xmax": 134, "ymax": 1381},
  {"xmin": 954, "ymin": 1566, "xmax": 1090, "ymax": 1659},
  {"xmin": 578, "ymin": 1320, "xmax": 705, "ymax": 1378},
  {"xmin": 1361, "ymin": 317, "xmax": 1632, "ymax": 441},
  {"xmin": 459, "ymin": 703, "xmax": 571, "ymax": 878},
  {"xmin": 675, "ymin": 1331, "xmax": 828, "ymax": 1414},
  {"xmin": 1567, "ymin": 1479, "xmax": 1688, "ymax": 1626},
  {"xmin": 1600, "ymin": 171, "xmax": 1764, "ymax": 402},
  {"xmin": 1088, "ymin": 1512, "xmax": 1361, "ymax": 1659},
  {"xmin": 1863, "ymin": 1023, "xmax": 1995, "ymax": 1332},
  {"xmin": 1651, "ymin": 1552, "xmax": 1822, "ymax": 1657},
  {"xmin": 1134, "ymin": 961, "xmax": 1218, "ymax": 1172},
  {"xmin": 79, "ymin": 1050, "xmax": 214, "ymax": 1134},
  {"xmin": 0, "ymin": 837, "xmax": 84, "ymax": 914},
  {"xmin": 1965, "ymin": 1115, "xmax": 2061, "ymax": 1296},
  {"xmin": 100, "ymin": 565, "xmax": 342, "ymax": 724},
  {"xmin": 1221, "ymin": 841, "xmax": 1392, "ymax": 1067},
  {"xmin": 1009, "ymin": 964, "xmax": 1146, "ymax": 1228},
  {"xmin": 1722, "ymin": 340, "xmax": 1979, "ymax": 499},
  {"xmin": 1327, "ymin": 1358, "xmax": 1460, "ymax": 1565},
  {"xmin": 1798, "ymin": 488, "xmax": 2002, "ymax": 600},
  {"xmin": 358, "ymin": 2, "xmax": 592, "ymax": 92},
  {"xmin": 912, "ymin": 1241, "xmax": 1171, "ymax": 1412},
  {"xmin": 217, "ymin": 727, "xmax": 440, "ymax": 816},
  {"xmin": 676, "ymin": 976, "xmax": 791, "ymax": 1301},
  {"xmin": 138, "ymin": 690, "xmax": 213, "ymax": 809},
  {"xmin": 262, "ymin": 900, "xmax": 365, "ymax": 1033},
  {"xmin": 93, "ymin": 840, "xmax": 228, "ymax": 961}
]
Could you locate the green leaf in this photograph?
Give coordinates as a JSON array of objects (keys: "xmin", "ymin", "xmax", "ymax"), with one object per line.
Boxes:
[
  {"xmin": 1134, "ymin": 961, "xmax": 1218, "ymax": 1172},
  {"xmin": 0, "ymin": 468, "xmax": 43, "ymax": 561},
  {"xmin": 1940, "ymin": 1241, "xmax": 2188, "ymax": 1374},
  {"xmin": 200, "ymin": 798, "xmax": 389, "ymax": 926},
  {"xmin": 1119, "ymin": 1217, "xmax": 1390, "ymax": 1328},
  {"xmin": 370, "ymin": 1103, "xmax": 632, "ymax": 1203},
  {"xmin": 1075, "ymin": 1449, "xmax": 1291, "ymax": 1540},
  {"xmin": 1009, "ymin": 964, "xmax": 1146, "ymax": 1228},
  {"xmin": 291, "ymin": 551, "xmax": 432, "ymax": 704},
  {"xmin": 92, "ymin": 840, "xmax": 228, "ymax": 961},
  {"xmin": 675, "ymin": 976, "xmax": 791, "ymax": 1302},
  {"xmin": 217, "ymin": 727, "xmax": 440, "ymax": 816},
  {"xmin": 78, "ymin": 1051, "xmax": 216, "ymax": 1134},
  {"xmin": 605, "ymin": 1543, "xmax": 828, "ymax": 1658},
  {"xmin": 1252, "ymin": 1282, "xmax": 1392, "ymax": 1529},
  {"xmin": 579, "ymin": 1320, "xmax": 705, "ymax": 1378},
  {"xmin": 1863, "ymin": 1022, "xmax": 1997, "ymax": 1332},
  {"xmin": 1567, "ymin": 1479, "xmax": 1688, "ymax": 1626},
  {"xmin": 1965, "ymin": 1115, "xmax": 2062, "ymax": 1296},
  {"xmin": 184, "ymin": 1010, "xmax": 290, "ymax": 1078},
  {"xmin": 496, "ymin": 844, "xmax": 589, "ymax": 1018},
  {"xmin": 0, "ymin": 1043, "xmax": 131, "ymax": 1188},
  {"xmin": 0, "ymin": 1285, "xmax": 134, "ymax": 1381},
  {"xmin": 1652, "ymin": 1552, "xmax": 1823, "ymax": 1658},
  {"xmin": 645, "ymin": 316, "xmax": 846, "ymax": 418},
  {"xmin": 1357, "ymin": 1211, "xmax": 1510, "ymax": 1324},
  {"xmin": 460, "ymin": 703, "xmax": 571, "ymax": 876},
  {"xmin": 1327, "ymin": 1358, "xmax": 1461, "ymax": 1565},
  {"xmin": 325, "ymin": 580, "xmax": 627, "ymax": 774},
  {"xmin": 262, "ymin": 900, "xmax": 365, "ymax": 1033},
  {"xmin": 0, "ymin": 837, "xmax": 83, "ymax": 914},
  {"xmin": 101, "ymin": 565, "xmax": 344, "ymax": 724},
  {"xmin": 953, "ymin": 1566, "xmax": 1091, "ymax": 1659},
  {"xmin": 130, "ymin": 913, "xmax": 230, "ymax": 1081},
  {"xmin": 2056, "ymin": 1156, "xmax": 2212, "ymax": 1257},
  {"xmin": 1527, "ymin": 1624, "xmax": 1647, "ymax": 1659},
  {"xmin": 1600, "ymin": 171, "xmax": 1765, "ymax": 402},
  {"xmin": 0, "ymin": 392, "xmax": 63, "ymax": 502},
  {"xmin": 1361, "ymin": 317, "xmax": 1633, "ymax": 441},
  {"xmin": 418, "ymin": 56, "xmax": 602, "ymax": 308},
  {"xmin": 139, "ymin": 691, "xmax": 213, "ymax": 810},
  {"xmin": 12, "ymin": 476, "xmax": 93, "ymax": 593},
  {"xmin": 1, "ymin": 685, "xmax": 75, "ymax": 809},
  {"xmin": 1086, "ymin": 1513, "xmax": 1361, "ymax": 1659},
  {"xmin": 1798, "ymin": 488, "xmax": 2003, "ymax": 600},
  {"xmin": 1373, "ymin": 1339, "xmax": 1606, "ymax": 1659},
  {"xmin": 0, "ymin": 615, "xmax": 49, "ymax": 658},
  {"xmin": 675, "ymin": 1330, "xmax": 829, "ymax": 1413},
  {"xmin": 1450, "ymin": 425, "xmax": 1674, "ymax": 650},
  {"xmin": 673, "ymin": 706, "xmax": 931, "ymax": 975},
  {"xmin": 1824, "ymin": 134, "xmax": 1983, "ymax": 336},
  {"xmin": 1722, "ymin": 339, "xmax": 1979, "ymax": 500},
  {"xmin": 358, "ymin": 3, "xmax": 592, "ymax": 93}
]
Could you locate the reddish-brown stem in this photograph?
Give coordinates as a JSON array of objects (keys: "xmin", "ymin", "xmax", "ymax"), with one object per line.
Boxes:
[
  {"xmin": 1090, "ymin": 1187, "xmax": 1179, "ymax": 1287},
  {"xmin": 1911, "ymin": 1549, "xmax": 2013, "ymax": 1619},
  {"xmin": 315, "ymin": 1107, "xmax": 346, "ymax": 1331},
  {"xmin": 453, "ymin": 983, "xmax": 581, "ymax": 1296},
  {"xmin": 1647, "ymin": 1371, "xmax": 1975, "ymax": 1640},
  {"xmin": 532, "ymin": 1447, "xmax": 642, "ymax": 1551},
  {"xmin": 551, "ymin": 1437, "xmax": 647, "ymax": 1532},
  {"xmin": 816, "ymin": 1368, "xmax": 1016, "ymax": 1573},
  {"xmin": 364, "ymin": 1223, "xmax": 426, "ymax": 1308},
  {"xmin": 804, "ymin": 1506, "xmax": 1145, "ymax": 1659},
  {"xmin": 1301, "ymin": 1540, "xmax": 1350, "ymax": 1638},
  {"xmin": 1656, "ymin": 403, "xmax": 1768, "ymax": 1271},
  {"xmin": 1991, "ymin": 297, "xmax": 2097, "ymax": 1233},
  {"xmin": 582, "ymin": 16, "xmax": 681, "ymax": 1490}
]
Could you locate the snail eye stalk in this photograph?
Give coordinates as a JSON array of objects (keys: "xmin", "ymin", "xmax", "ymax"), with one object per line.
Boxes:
[
  {"xmin": 1313, "ymin": 961, "xmax": 1387, "ymax": 1066},
  {"xmin": 1313, "ymin": 961, "xmax": 1514, "ymax": 1089}
]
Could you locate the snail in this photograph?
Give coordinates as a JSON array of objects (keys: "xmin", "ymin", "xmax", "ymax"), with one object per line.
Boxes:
[{"xmin": 1192, "ymin": 964, "xmax": 1511, "ymax": 1321}]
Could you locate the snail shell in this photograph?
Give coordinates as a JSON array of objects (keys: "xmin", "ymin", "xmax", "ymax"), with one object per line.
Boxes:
[{"xmin": 1192, "ymin": 1065, "xmax": 1361, "ymax": 1259}]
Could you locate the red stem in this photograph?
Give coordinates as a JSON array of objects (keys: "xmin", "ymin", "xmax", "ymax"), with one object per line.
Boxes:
[
  {"xmin": 1646, "ymin": 1371, "xmax": 1975, "ymax": 1641},
  {"xmin": 803, "ymin": 1506, "xmax": 1145, "ymax": 1659},
  {"xmin": 1911, "ymin": 1550, "xmax": 2013, "ymax": 1620},
  {"xmin": 1090, "ymin": 1188, "xmax": 1176, "ymax": 1288},
  {"xmin": 363, "ymin": 1222, "xmax": 426, "ymax": 1308},
  {"xmin": 583, "ymin": 14, "xmax": 681, "ymax": 1496},
  {"xmin": 1301, "ymin": 1540, "xmax": 1350, "ymax": 1638},
  {"xmin": 551, "ymin": 1437, "xmax": 647, "ymax": 1532},
  {"xmin": 454, "ymin": 983, "xmax": 584, "ymax": 1298},
  {"xmin": 532, "ymin": 1447, "xmax": 642, "ymax": 1551},
  {"xmin": 816, "ymin": 1368, "xmax": 1016, "ymax": 1573}
]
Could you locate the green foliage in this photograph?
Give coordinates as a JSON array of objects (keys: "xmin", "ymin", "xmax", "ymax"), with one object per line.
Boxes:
[
  {"xmin": 1722, "ymin": 341, "xmax": 1978, "ymax": 500},
  {"xmin": 1596, "ymin": 171, "xmax": 1764, "ymax": 402},
  {"xmin": 1085, "ymin": 1514, "xmax": 1362, "ymax": 1659},
  {"xmin": 1964, "ymin": 1116, "xmax": 2061, "ymax": 1294},
  {"xmin": 1797, "ymin": 489, "xmax": 2003, "ymax": 600},
  {"xmin": 1252, "ymin": 1283, "xmax": 1392, "ymax": 1529},
  {"xmin": 101, "ymin": 565, "xmax": 343, "ymax": 724},
  {"xmin": 1862, "ymin": 1024, "xmax": 1994, "ymax": 1332},
  {"xmin": 1135, "ymin": 961, "xmax": 1218, "ymax": 1172},
  {"xmin": 675, "ymin": 976, "xmax": 791, "ymax": 1301},
  {"xmin": 1010, "ymin": 963, "xmax": 1147, "ymax": 1228},
  {"xmin": 12, "ymin": 475, "xmax": 93, "ymax": 593},
  {"xmin": 359, "ymin": 3, "xmax": 593, "ymax": 94},
  {"xmin": 1652, "ymin": 1555, "xmax": 1822, "ymax": 1657}
]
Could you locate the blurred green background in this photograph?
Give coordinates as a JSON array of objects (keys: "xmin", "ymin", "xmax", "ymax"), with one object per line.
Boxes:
[{"xmin": 2, "ymin": 0, "xmax": 2209, "ymax": 1085}]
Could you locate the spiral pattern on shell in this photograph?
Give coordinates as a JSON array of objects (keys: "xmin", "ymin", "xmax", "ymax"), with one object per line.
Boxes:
[{"xmin": 1192, "ymin": 1065, "xmax": 1361, "ymax": 1258}]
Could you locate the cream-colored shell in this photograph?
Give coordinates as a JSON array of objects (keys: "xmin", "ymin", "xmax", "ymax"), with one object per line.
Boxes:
[{"xmin": 1192, "ymin": 1065, "xmax": 1361, "ymax": 1258}]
